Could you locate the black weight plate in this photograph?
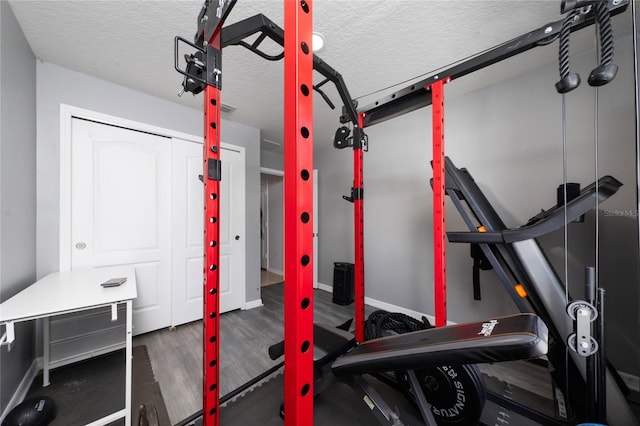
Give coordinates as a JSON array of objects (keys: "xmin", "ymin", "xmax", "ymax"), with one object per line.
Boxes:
[{"xmin": 396, "ymin": 364, "xmax": 486, "ymax": 426}]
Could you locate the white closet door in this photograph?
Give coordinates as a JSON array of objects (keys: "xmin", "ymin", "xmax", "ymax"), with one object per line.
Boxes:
[
  {"xmin": 70, "ymin": 118, "xmax": 172, "ymax": 335},
  {"xmin": 171, "ymin": 139, "xmax": 246, "ymax": 326},
  {"xmin": 218, "ymin": 147, "xmax": 246, "ymax": 312}
]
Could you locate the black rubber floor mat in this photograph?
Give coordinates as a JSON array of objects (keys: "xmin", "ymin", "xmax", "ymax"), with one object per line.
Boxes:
[
  {"xmin": 22, "ymin": 345, "xmax": 169, "ymax": 426},
  {"xmin": 218, "ymin": 372, "xmax": 423, "ymax": 426}
]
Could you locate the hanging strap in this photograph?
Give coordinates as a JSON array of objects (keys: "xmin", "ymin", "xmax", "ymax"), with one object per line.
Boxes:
[{"xmin": 470, "ymin": 243, "xmax": 493, "ymax": 301}]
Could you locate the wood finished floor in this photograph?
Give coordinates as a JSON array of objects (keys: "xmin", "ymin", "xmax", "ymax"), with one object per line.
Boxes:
[
  {"xmin": 134, "ymin": 284, "xmax": 553, "ymax": 424},
  {"xmin": 133, "ymin": 283, "xmax": 376, "ymax": 423},
  {"xmin": 260, "ymin": 269, "xmax": 283, "ymax": 287}
]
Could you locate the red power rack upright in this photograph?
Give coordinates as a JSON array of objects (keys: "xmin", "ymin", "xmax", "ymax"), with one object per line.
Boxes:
[
  {"xmin": 184, "ymin": 1, "xmax": 237, "ymax": 424},
  {"xmin": 176, "ymin": 0, "xmax": 328, "ymax": 423},
  {"xmin": 427, "ymin": 79, "xmax": 449, "ymax": 327},
  {"xmin": 353, "ymin": 114, "xmax": 366, "ymax": 343},
  {"xmin": 202, "ymin": 32, "xmax": 223, "ymax": 426},
  {"xmin": 283, "ymin": 0, "xmax": 315, "ymax": 424}
]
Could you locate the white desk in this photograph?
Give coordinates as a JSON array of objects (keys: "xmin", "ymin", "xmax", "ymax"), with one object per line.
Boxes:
[{"xmin": 0, "ymin": 266, "xmax": 137, "ymax": 426}]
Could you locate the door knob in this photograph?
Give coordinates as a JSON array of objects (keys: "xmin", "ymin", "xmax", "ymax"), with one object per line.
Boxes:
[
  {"xmin": 75, "ymin": 242, "xmax": 87, "ymax": 250},
  {"xmin": 235, "ymin": 235, "xmax": 240, "ymax": 240}
]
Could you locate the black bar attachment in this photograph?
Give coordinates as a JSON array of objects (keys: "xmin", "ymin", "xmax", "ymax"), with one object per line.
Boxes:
[{"xmin": 354, "ymin": 0, "xmax": 628, "ymax": 128}]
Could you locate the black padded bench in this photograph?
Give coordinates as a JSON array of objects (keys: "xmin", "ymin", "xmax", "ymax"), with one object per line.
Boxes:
[{"xmin": 331, "ymin": 313, "xmax": 547, "ymax": 376}]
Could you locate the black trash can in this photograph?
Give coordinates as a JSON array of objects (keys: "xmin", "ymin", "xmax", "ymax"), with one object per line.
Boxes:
[{"xmin": 333, "ymin": 262, "xmax": 354, "ymax": 305}]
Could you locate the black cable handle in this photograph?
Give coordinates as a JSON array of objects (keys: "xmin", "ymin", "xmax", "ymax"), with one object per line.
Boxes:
[
  {"xmin": 556, "ymin": 9, "xmax": 581, "ymax": 93},
  {"xmin": 588, "ymin": 1, "xmax": 618, "ymax": 86}
]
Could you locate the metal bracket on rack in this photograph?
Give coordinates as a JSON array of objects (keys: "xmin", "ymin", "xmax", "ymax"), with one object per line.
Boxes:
[
  {"xmin": 343, "ymin": 188, "xmax": 363, "ymax": 203},
  {"xmin": 1, "ymin": 322, "xmax": 15, "ymax": 347},
  {"xmin": 174, "ymin": 36, "xmax": 207, "ymax": 96}
]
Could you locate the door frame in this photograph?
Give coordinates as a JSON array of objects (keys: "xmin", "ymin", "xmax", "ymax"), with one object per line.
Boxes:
[
  {"xmin": 260, "ymin": 167, "xmax": 284, "ymax": 279},
  {"xmin": 59, "ymin": 104, "xmax": 247, "ymax": 308},
  {"xmin": 260, "ymin": 181, "xmax": 270, "ymax": 270},
  {"xmin": 259, "ymin": 166, "xmax": 318, "ymax": 289}
]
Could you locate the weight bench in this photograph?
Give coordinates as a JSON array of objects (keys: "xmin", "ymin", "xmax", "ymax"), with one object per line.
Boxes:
[{"xmin": 304, "ymin": 313, "xmax": 548, "ymax": 425}]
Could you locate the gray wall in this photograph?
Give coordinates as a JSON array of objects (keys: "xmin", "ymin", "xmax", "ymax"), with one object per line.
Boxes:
[
  {"xmin": 315, "ymin": 36, "xmax": 639, "ymax": 376},
  {"xmin": 35, "ymin": 62, "xmax": 262, "ymax": 324},
  {"xmin": 0, "ymin": 1, "xmax": 37, "ymax": 414},
  {"xmin": 315, "ymin": 145, "xmax": 355, "ymax": 288},
  {"xmin": 260, "ymin": 148, "xmax": 284, "ymax": 170}
]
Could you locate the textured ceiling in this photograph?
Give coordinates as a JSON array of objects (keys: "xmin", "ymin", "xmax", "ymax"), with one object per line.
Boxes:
[{"xmin": 8, "ymin": 0, "xmax": 631, "ymax": 153}]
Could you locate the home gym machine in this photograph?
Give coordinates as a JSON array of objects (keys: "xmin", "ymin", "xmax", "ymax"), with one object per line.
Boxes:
[
  {"xmin": 175, "ymin": 3, "xmax": 547, "ymax": 425},
  {"xmin": 331, "ymin": 0, "xmax": 636, "ymax": 424},
  {"xmin": 174, "ymin": 1, "xmax": 632, "ymax": 425}
]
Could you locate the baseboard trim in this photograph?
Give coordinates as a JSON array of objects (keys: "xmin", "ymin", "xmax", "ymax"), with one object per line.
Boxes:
[
  {"xmin": 0, "ymin": 358, "xmax": 39, "ymax": 422},
  {"xmin": 243, "ymin": 299, "xmax": 263, "ymax": 310},
  {"xmin": 316, "ymin": 283, "xmax": 455, "ymax": 326},
  {"xmin": 317, "ymin": 282, "xmax": 332, "ymax": 293},
  {"xmin": 363, "ymin": 296, "xmax": 452, "ymax": 326}
]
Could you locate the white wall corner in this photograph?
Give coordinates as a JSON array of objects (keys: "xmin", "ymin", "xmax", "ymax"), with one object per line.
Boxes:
[
  {"xmin": 243, "ymin": 299, "xmax": 263, "ymax": 310},
  {"xmin": 0, "ymin": 358, "xmax": 40, "ymax": 423}
]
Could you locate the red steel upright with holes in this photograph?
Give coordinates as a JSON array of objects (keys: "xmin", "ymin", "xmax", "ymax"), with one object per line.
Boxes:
[
  {"xmin": 428, "ymin": 79, "xmax": 448, "ymax": 327},
  {"xmin": 202, "ymin": 29, "xmax": 222, "ymax": 426},
  {"xmin": 284, "ymin": 0, "xmax": 314, "ymax": 424},
  {"xmin": 354, "ymin": 114, "xmax": 366, "ymax": 343}
]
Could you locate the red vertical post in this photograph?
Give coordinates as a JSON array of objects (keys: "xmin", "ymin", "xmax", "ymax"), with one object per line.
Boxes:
[
  {"xmin": 284, "ymin": 0, "xmax": 314, "ymax": 424},
  {"xmin": 203, "ymin": 37, "xmax": 222, "ymax": 426},
  {"xmin": 428, "ymin": 79, "xmax": 448, "ymax": 327},
  {"xmin": 354, "ymin": 114, "xmax": 366, "ymax": 343}
]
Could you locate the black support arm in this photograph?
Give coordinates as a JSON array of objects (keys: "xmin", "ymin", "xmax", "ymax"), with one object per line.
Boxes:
[
  {"xmin": 352, "ymin": 0, "xmax": 628, "ymax": 128},
  {"xmin": 195, "ymin": 0, "xmax": 238, "ymax": 45}
]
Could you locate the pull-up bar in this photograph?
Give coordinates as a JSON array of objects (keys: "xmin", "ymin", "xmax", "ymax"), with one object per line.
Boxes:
[{"xmin": 176, "ymin": 13, "xmax": 360, "ymax": 125}]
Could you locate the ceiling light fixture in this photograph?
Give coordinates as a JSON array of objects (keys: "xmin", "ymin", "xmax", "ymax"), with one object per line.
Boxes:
[{"xmin": 312, "ymin": 32, "xmax": 325, "ymax": 52}]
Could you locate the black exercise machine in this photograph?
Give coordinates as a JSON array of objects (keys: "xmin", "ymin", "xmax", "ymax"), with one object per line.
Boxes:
[
  {"xmin": 173, "ymin": 0, "xmax": 635, "ymax": 424},
  {"xmin": 442, "ymin": 157, "xmax": 638, "ymax": 425}
]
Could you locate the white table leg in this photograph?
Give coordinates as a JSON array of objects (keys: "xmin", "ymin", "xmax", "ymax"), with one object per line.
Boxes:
[
  {"xmin": 43, "ymin": 317, "xmax": 50, "ymax": 387},
  {"xmin": 125, "ymin": 300, "xmax": 132, "ymax": 426}
]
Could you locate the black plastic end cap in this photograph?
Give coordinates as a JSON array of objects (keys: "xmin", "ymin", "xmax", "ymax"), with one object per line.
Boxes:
[
  {"xmin": 555, "ymin": 73, "xmax": 581, "ymax": 94},
  {"xmin": 333, "ymin": 126, "xmax": 351, "ymax": 149},
  {"xmin": 588, "ymin": 63, "xmax": 618, "ymax": 87},
  {"xmin": 561, "ymin": 0, "xmax": 597, "ymax": 13},
  {"xmin": 561, "ymin": 0, "xmax": 576, "ymax": 13},
  {"xmin": 268, "ymin": 341, "xmax": 284, "ymax": 360}
]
